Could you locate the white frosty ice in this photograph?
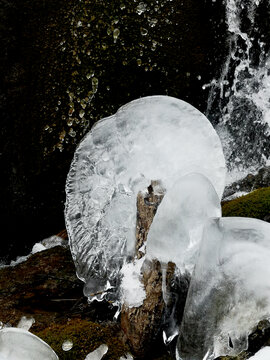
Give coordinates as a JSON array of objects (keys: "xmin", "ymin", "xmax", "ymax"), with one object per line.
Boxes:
[
  {"xmin": 65, "ymin": 95, "xmax": 226, "ymax": 300},
  {"xmin": 146, "ymin": 173, "xmax": 221, "ymax": 273},
  {"xmin": 177, "ymin": 217, "xmax": 270, "ymax": 360},
  {"xmin": 120, "ymin": 257, "xmax": 146, "ymax": 307},
  {"xmin": 249, "ymin": 347, "xmax": 270, "ymax": 360},
  {"xmin": 0, "ymin": 328, "xmax": 58, "ymax": 360}
]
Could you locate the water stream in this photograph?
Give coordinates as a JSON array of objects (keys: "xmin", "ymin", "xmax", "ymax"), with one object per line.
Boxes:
[{"xmin": 207, "ymin": 0, "xmax": 270, "ymax": 171}]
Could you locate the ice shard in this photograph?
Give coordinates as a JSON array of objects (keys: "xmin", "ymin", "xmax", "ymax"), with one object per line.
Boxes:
[
  {"xmin": 65, "ymin": 96, "xmax": 226, "ymax": 301},
  {"xmin": 146, "ymin": 173, "xmax": 221, "ymax": 273},
  {"xmin": 177, "ymin": 217, "xmax": 270, "ymax": 360}
]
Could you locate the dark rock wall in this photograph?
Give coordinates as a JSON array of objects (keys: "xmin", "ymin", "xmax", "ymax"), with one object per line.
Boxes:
[{"xmin": 0, "ymin": 0, "xmax": 227, "ymax": 260}]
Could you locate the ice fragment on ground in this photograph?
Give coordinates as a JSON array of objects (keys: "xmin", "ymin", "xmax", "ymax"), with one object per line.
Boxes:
[
  {"xmin": 178, "ymin": 217, "xmax": 270, "ymax": 360},
  {"xmin": 146, "ymin": 173, "xmax": 221, "ymax": 273},
  {"xmin": 62, "ymin": 339, "xmax": 73, "ymax": 351},
  {"xmin": 249, "ymin": 347, "xmax": 270, "ymax": 360},
  {"xmin": 65, "ymin": 95, "xmax": 226, "ymax": 301},
  {"xmin": 17, "ymin": 316, "xmax": 35, "ymax": 331},
  {"xmin": 119, "ymin": 354, "xmax": 133, "ymax": 360},
  {"xmin": 84, "ymin": 344, "xmax": 108, "ymax": 360},
  {"xmin": 0, "ymin": 328, "xmax": 58, "ymax": 359}
]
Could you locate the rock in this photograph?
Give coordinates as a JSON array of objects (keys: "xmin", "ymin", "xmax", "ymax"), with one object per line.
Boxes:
[
  {"xmin": 0, "ymin": 246, "xmax": 116, "ymax": 332},
  {"xmin": 223, "ymin": 167, "xmax": 270, "ymax": 199},
  {"xmin": 121, "ymin": 183, "xmax": 189, "ymax": 359}
]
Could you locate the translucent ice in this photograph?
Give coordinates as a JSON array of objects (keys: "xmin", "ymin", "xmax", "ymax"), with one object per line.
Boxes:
[
  {"xmin": 0, "ymin": 328, "xmax": 58, "ymax": 360},
  {"xmin": 84, "ymin": 344, "xmax": 108, "ymax": 360},
  {"xmin": 146, "ymin": 173, "xmax": 221, "ymax": 273},
  {"xmin": 177, "ymin": 217, "xmax": 270, "ymax": 360},
  {"xmin": 65, "ymin": 96, "xmax": 225, "ymax": 300}
]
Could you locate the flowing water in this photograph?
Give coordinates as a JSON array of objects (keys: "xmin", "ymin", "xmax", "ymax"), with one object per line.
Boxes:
[{"xmin": 207, "ymin": 0, "xmax": 270, "ymax": 171}]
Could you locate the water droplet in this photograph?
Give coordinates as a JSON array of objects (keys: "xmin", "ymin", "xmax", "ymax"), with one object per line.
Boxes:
[
  {"xmin": 113, "ymin": 28, "xmax": 120, "ymax": 43},
  {"xmin": 120, "ymin": 3, "xmax": 126, "ymax": 10},
  {"xmin": 136, "ymin": 2, "xmax": 147, "ymax": 15},
  {"xmin": 148, "ymin": 18, "xmax": 158, "ymax": 27},
  {"xmin": 137, "ymin": 58, "xmax": 142, "ymax": 66},
  {"xmin": 67, "ymin": 118, "xmax": 73, "ymax": 126},
  {"xmin": 77, "ymin": 21, "xmax": 82, "ymax": 27},
  {"xmin": 140, "ymin": 27, "xmax": 148, "ymax": 36},
  {"xmin": 79, "ymin": 110, "xmax": 85, "ymax": 118},
  {"xmin": 62, "ymin": 339, "xmax": 73, "ymax": 351},
  {"xmin": 69, "ymin": 128, "xmax": 77, "ymax": 138},
  {"xmin": 59, "ymin": 130, "xmax": 66, "ymax": 141}
]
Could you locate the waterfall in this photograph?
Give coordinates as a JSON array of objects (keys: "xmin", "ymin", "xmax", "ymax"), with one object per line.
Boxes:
[{"xmin": 206, "ymin": 0, "xmax": 270, "ymax": 171}]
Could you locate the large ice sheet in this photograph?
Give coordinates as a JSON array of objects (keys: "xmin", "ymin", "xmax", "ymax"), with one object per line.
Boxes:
[
  {"xmin": 177, "ymin": 217, "xmax": 270, "ymax": 360},
  {"xmin": 0, "ymin": 328, "xmax": 58, "ymax": 360},
  {"xmin": 146, "ymin": 173, "xmax": 221, "ymax": 273},
  {"xmin": 65, "ymin": 96, "xmax": 226, "ymax": 299}
]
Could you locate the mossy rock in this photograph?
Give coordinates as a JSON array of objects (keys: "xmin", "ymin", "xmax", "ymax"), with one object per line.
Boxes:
[
  {"xmin": 34, "ymin": 318, "xmax": 129, "ymax": 360},
  {"xmin": 222, "ymin": 187, "xmax": 270, "ymax": 220}
]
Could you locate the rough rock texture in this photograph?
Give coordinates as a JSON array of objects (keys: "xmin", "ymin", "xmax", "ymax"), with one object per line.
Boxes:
[
  {"xmin": 121, "ymin": 183, "xmax": 189, "ymax": 359},
  {"xmin": 223, "ymin": 167, "xmax": 270, "ymax": 199},
  {"xmin": 215, "ymin": 319, "xmax": 270, "ymax": 360}
]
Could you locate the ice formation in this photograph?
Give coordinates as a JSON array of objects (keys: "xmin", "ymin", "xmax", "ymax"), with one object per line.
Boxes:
[
  {"xmin": 84, "ymin": 344, "xmax": 108, "ymax": 360},
  {"xmin": 17, "ymin": 316, "xmax": 35, "ymax": 331},
  {"xmin": 65, "ymin": 95, "xmax": 225, "ymax": 301},
  {"xmin": 146, "ymin": 173, "xmax": 221, "ymax": 273},
  {"xmin": 177, "ymin": 217, "xmax": 270, "ymax": 360},
  {"xmin": 0, "ymin": 328, "xmax": 58, "ymax": 360},
  {"xmin": 249, "ymin": 347, "xmax": 270, "ymax": 360}
]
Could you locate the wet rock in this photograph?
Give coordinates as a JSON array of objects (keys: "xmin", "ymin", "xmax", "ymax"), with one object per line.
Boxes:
[
  {"xmin": 0, "ymin": 245, "xmax": 115, "ymax": 332},
  {"xmin": 223, "ymin": 167, "xmax": 270, "ymax": 199}
]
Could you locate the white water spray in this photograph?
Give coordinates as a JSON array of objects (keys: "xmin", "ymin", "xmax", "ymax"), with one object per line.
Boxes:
[{"xmin": 207, "ymin": 0, "xmax": 270, "ymax": 169}]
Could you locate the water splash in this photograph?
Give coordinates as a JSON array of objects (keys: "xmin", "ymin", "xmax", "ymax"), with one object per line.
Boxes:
[{"xmin": 207, "ymin": 0, "xmax": 270, "ymax": 169}]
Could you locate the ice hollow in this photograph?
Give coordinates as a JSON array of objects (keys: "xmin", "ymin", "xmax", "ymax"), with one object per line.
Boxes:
[
  {"xmin": 177, "ymin": 217, "xmax": 270, "ymax": 360},
  {"xmin": 65, "ymin": 95, "xmax": 226, "ymax": 300},
  {"xmin": 146, "ymin": 173, "xmax": 221, "ymax": 273},
  {"xmin": 0, "ymin": 328, "xmax": 58, "ymax": 360}
]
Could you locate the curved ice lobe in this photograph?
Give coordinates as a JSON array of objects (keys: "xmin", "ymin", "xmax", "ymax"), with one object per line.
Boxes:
[
  {"xmin": 0, "ymin": 328, "xmax": 58, "ymax": 360},
  {"xmin": 65, "ymin": 96, "xmax": 226, "ymax": 300},
  {"xmin": 146, "ymin": 173, "xmax": 221, "ymax": 273},
  {"xmin": 177, "ymin": 217, "xmax": 270, "ymax": 360}
]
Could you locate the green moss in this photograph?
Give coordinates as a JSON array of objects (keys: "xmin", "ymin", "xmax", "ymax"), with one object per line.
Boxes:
[
  {"xmin": 222, "ymin": 187, "xmax": 270, "ymax": 220},
  {"xmin": 34, "ymin": 318, "xmax": 129, "ymax": 360}
]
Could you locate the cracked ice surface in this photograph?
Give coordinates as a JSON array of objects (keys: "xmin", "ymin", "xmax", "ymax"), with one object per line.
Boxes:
[
  {"xmin": 178, "ymin": 217, "xmax": 270, "ymax": 360},
  {"xmin": 65, "ymin": 96, "xmax": 225, "ymax": 300}
]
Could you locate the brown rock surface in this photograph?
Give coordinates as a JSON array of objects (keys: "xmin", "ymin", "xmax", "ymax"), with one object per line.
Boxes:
[
  {"xmin": 0, "ymin": 246, "xmax": 87, "ymax": 331},
  {"xmin": 121, "ymin": 182, "xmax": 188, "ymax": 358}
]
